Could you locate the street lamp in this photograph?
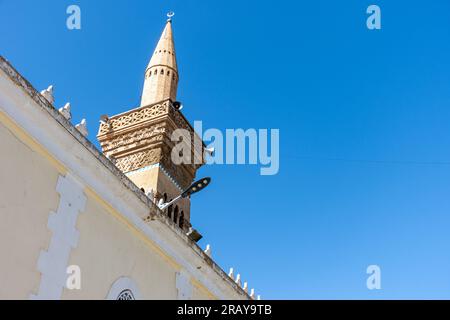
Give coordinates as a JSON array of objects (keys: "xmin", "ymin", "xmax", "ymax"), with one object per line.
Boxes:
[{"xmin": 158, "ymin": 177, "xmax": 211, "ymax": 211}]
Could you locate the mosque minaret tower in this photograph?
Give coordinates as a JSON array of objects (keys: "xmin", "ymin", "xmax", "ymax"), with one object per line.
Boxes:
[{"xmin": 97, "ymin": 15, "xmax": 205, "ymax": 233}]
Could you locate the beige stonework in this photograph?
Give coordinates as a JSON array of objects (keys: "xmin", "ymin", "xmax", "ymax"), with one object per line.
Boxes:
[
  {"xmin": 97, "ymin": 20, "xmax": 205, "ymax": 231},
  {"xmin": 141, "ymin": 19, "xmax": 178, "ymax": 107}
]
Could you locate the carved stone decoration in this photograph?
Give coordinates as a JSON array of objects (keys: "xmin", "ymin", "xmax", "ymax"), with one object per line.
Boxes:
[
  {"xmin": 115, "ymin": 149, "xmax": 162, "ymax": 173},
  {"xmin": 97, "ymin": 101, "xmax": 170, "ymax": 135},
  {"xmin": 97, "ymin": 100, "xmax": 194, "ymax": 138},
  {"xmin": 97, "ymin": 99, "xmax": 206, "ymax": 225},
  {"xmin": 97, "ymin": 99, "xmax": 203, "ymax": 188},
  {"xmin": 100, "ymin": 125, "xmax": 165, "ymax": 153}
]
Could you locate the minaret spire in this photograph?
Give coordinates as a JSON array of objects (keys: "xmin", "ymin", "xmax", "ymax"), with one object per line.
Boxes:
[{"xmin": 140, "ymin": 13, "xmax": 179, "ymax": 107}]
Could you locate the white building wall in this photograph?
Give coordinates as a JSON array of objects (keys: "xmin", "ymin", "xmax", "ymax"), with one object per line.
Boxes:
[{"xmin": 0, "ymin": 57, "xmax": 249, "ymax": 300}]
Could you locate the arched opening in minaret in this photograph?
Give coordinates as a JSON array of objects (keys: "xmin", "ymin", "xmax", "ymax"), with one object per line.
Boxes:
[
  {"xmin": 168, "ymin": 204, "xmax": 173, "ymax": 219},
  {"xmin": 163, "ymin": 193, "xmax": 172, "ymax": 219},
  {"xmin": 179, "ymin": 211, "xmax": 184, "ymax": 229},
  {"xmin": 173, "ymin": 206, "xmax": 179, "ymax": 224}
]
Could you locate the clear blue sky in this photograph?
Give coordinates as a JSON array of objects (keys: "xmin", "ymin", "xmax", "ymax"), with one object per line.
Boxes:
[{"xmin": 2, "ymin": 0, "xmax": 450, "ymax": 299}]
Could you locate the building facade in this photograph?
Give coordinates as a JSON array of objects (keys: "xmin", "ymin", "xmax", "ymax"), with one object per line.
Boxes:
[{"xmin": 0, "ymin": 18, "xmax": 250, "ymax": 300}]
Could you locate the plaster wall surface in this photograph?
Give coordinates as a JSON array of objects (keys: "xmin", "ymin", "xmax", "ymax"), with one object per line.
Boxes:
[{"xmin": 0, "ymin": 57, "xmax": 249, "ymax": 300}]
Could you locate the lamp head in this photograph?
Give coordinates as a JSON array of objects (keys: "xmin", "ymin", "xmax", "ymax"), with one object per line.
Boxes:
[{"xmin": 181, "ymin": 177, "xmax": 211, "ymax": 198}]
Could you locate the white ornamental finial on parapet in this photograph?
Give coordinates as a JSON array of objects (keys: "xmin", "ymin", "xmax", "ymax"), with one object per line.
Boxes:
[
  {"xmin": 40, "ymin": 85, "xmax": 54, "ymax": 105},
  {"xmin": 167, "ymin": 11, "xmax": 175, "ymax": 21},
  {"xmin": 58, "ymin": 102, "xmax": 72, "ymax": 121},
  {"xmin": 204, "ymin": 244, "xmax": 212, "ymax": 257},
  {"xmin": 250, "ymin": 289, "xmax": 256, "ymax": 299},
  {"xmin": 235, "ymin": 274, "xmax": 242, "ymax": 286},
  {"xmin": 228, "ymin": 268, "xmax": 234, "ymax": 280},
  {"xmin": 243, "ymin": 282, "xmax": 248, "ymax": 293},
  {"xmin": 75, "ymin": 119, "xmax": 88, "ymax": 137}
]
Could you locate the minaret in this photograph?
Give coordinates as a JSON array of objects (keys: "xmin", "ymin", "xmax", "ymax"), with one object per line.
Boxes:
[
  {"xmin": 97, "ymin": 15, "xmax": 205, "ymax": 232},
  {"xmin": 140, "ymin": 17, "xmax": 178, "ymax": 107}
]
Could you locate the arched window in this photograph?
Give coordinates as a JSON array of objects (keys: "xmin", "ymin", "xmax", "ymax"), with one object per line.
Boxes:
[
  {"xmin": 168, "ymin": 204, "xmax": 173, "ymax": 219},
  {"xmin": 117, "ymin": 289, "xmax": 135, "ymax": 300},
  {"xmin": 107, "ymin": 277, "xmax": 141, "ymax": 300},
  {"xmin": 179, "ymin": 211, "xmax": 184, "ymax": 229},
  {"xmin": 173, "ymin": 206, "xmax": 179, "ymax": 224},
  {"xmin": 167, "ymin": 70, "xmax": 170, "ymax": 76},
  {"xmin": 160, "ymin": 69, "xmax": 164, "ymax": 75},
  {"xmin": 154, "ymin": 69, "xmax": 158, "ymax": 75},
  {"xmin": 148, "ymin": 70, "xmax": 152, "ymax": 77}
]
